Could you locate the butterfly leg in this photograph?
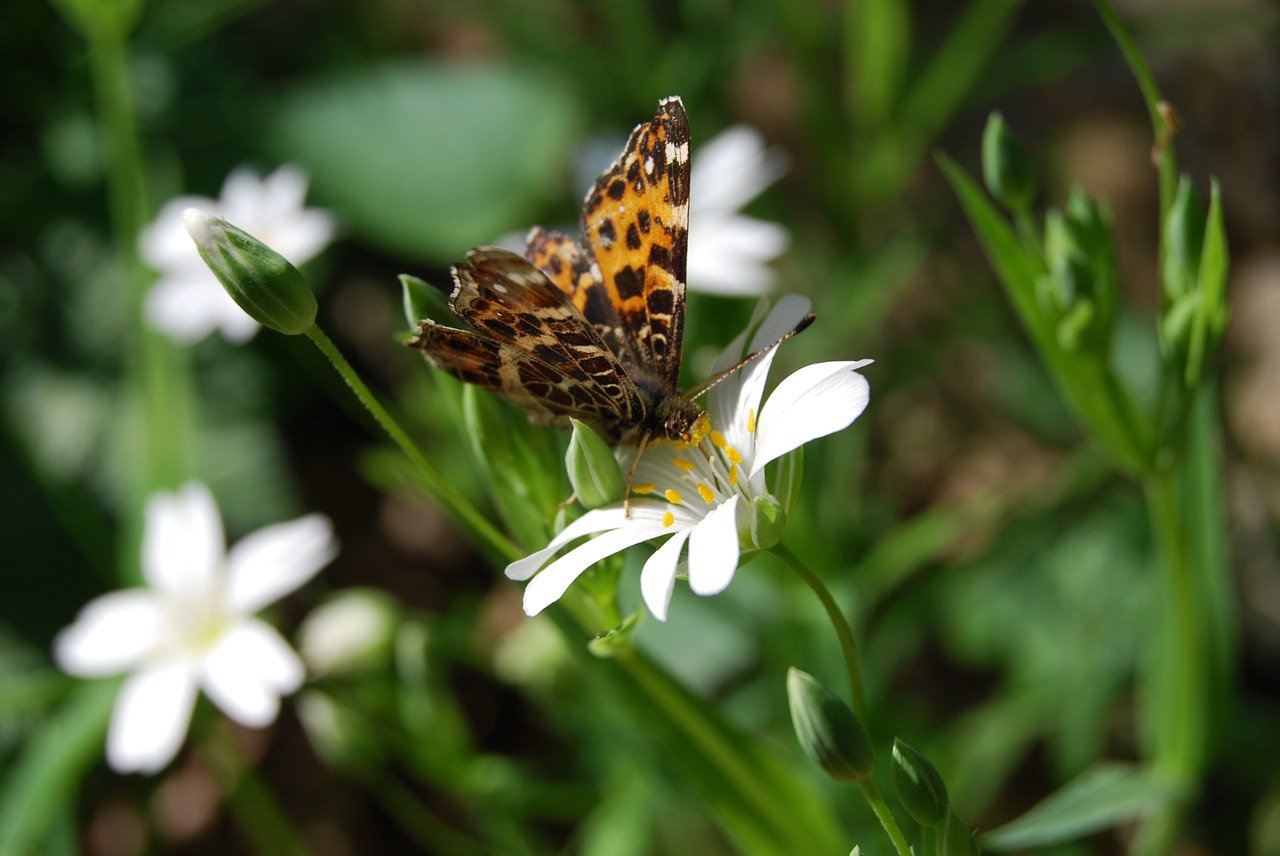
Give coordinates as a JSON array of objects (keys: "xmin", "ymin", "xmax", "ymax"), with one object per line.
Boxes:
[{"xmin": 622, "ymin": 431, "xmax": 653, "ymax": 518}]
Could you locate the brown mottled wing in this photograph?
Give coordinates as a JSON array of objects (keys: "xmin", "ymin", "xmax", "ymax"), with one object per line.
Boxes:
[
  {"xmin": 526, "ymin": 226, "xmax": 630, "ymax": 359},
  {"xmin": 579, "ymin": 96, "xmax": 690, "ymax": 388},
  {"xmin": 411, "ymin": 246, "xmax": 645, "ymax": 436}
]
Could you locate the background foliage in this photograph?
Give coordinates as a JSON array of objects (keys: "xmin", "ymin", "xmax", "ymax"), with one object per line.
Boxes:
[{"xmin": 3, "ymin": 0, "xmax": 1279, "ymax": 853}]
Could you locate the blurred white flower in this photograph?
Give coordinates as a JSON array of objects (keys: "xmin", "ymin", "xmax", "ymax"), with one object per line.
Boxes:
[
  {"xmin": 140, "ymin": 166, "xmax": 335, "ymax": 343},
  {"xmin": 53, "ymin": 482, "xmax": 337, "ymax": 773},
  {"xmin": 507, "ymin": 296, "xmax": 871, "ymax": 620},
  {"xmin": 687, "ymin": 125, "xmax": 790, "ymax": 296}
]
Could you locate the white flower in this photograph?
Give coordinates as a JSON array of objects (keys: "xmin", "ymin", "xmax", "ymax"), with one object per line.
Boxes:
[
  {"xmin": 507, "ymin": 296, "xmax": 871, "ymax": 620},
  {"xmin": 53, "ymin": 483, "xmax": 337, "ymax": 773},
  {"xmin": 687, "ymin": 125, "xmax": 790, "ymax": 296},
  {"xmin": 140, "ymin": 165, "xmax": 335, "ymax": 343}
]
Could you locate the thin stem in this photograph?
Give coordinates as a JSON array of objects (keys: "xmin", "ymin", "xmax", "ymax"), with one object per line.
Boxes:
[
  {"xmin": 772, "ymin": 543, "xmax": 866, "ymax": 719},
  {"xmin": 303, "ymin": 325, "xmax": 519, "ymax": 565},
  {"xmin": 1135, "ymin": 469, "xmax": 1205, "ymax": 855},
  {"xmin": 857, "ymin": 779, "xmax": 914, "ymax": 856},
  {"xmin": 1091, "ymin": 0, "xmax": 1178, "ymax": 217}
]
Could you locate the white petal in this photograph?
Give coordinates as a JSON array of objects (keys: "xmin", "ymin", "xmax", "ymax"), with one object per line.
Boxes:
[
  {"xmin": 201, "ymin": 620, "xmax": 304, "ymax": 727},
  {"xmin": 687, "ymin": 495, "xmax": 742, "ymax": 596},
  {"xmin": 505, "ymin": 502, "xmax": 666, "ymax": 581},
  {"xmin": 226, "ymin": 514, "xmax": 336, "ymax": 613},
  {"xmin": 521, "ymin": 521, "xmax": 671, "ymax": 616},
  {"xmin": 107, "ymin": 660, "xmax": 199, "ymax": 774},
  {"xmin": 143, "ymin": 272, "xmax": 237, "ymax": 343},
  {"xmin": 142, "ymin": 483, "xmax": 226, "ymax": 595},
  {"xmin": 53, "ymin": 591, "xmax": 164, "ymax": 676},
  {"xmin": 640, "ymin": 528, "xmax": 691, "ymax": 621},
  {"xmin": 690, "ymin": 126, "xmax": 787, "ymax": 216},
  {"xmin": 751, "ymin": 361, "xmax": 873, "ymax": 477},
  {"xmin": 709, "ymin": 295, "xmax": 814, "ymax": 455}
]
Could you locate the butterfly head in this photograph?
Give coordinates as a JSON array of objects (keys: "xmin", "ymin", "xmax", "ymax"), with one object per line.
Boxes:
[{"xmin": 656, "ymin": 399, "xmax": 711, "ymax": 449}]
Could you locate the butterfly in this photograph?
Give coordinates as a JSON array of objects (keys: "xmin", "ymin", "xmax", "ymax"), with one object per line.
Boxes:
[{"xmin": 411, "ymin": 96, "xmax": 711, "ymax": 452}]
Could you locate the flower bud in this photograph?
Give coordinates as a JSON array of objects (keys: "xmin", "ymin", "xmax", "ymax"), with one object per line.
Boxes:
[
  {"xmin": 786, "ymin": 668, "xmax": 875, "ymax": 782},
  {"xmin": 891, "ymin": 738, "xmax": 949, "ymax": 827},
  {"xmin": 1161, "ymin": 177, "xmax": 1204, "ymax": 301},
  {"xmin": 183, "ymin": 208, "xmax": 317, "ymax": 335},
  {"xmin": 296, "ymin": 691, "xmax": 383, "ymax": 773},
  {"xmin": 298, "ymin": 588, "xmax": 400, "ymax": 677},
  {"xmin": 941, "ymin": 810, "xmax": 981, "ymax": 856},
  {"xmin": 750, "ymin": 494, "xmax": 786, "ymax": 550},
  {"xmin": 586, "ymin": 609, "xmax": 642, "ymax": 658},
  {"xmin": 400, "ymin": 273, "xmax": 453, "ymax": 329},
  {"xmin": 982, "ymin": 113, "xmax": 1036, "ymax": 212},
  {"xmin": 566, "ymin": 419, "xmax": 624, "ymax": 509}
]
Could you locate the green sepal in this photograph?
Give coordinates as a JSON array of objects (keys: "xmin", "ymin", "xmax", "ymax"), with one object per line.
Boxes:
[
  {"xmin": 786, "ymin": 668, "xmax": 875, "ymax": 782},
  {"xmin": 891, "ymin": 738, "xmax": 950, "ymax": 827},
  {"xmin": 941, "ymin": 810, "xmax": 981, "ymax": 856},
  {"xmin": 184, "ymin": 210, "xmax": 317, "ymax": 335},
  {"xmin": 750, "ymin": 494, "xmax": 786, "ymax": 550},
  {"xmin": 399, "ymin": 273, "xmax": 454, "ymax": 329},
  {"xmin": 587, "ymin": 609, "xmax": 644, "ymax": 658},
  {"xmin": 566, "ymin": 418, "xmax": 624, "ymax": 509}
]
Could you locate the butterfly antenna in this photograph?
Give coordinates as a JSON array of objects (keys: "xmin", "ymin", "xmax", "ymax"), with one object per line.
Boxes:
[{"xmin": 683, "ymin": 313, "xmax": 816, "ymax": 402}]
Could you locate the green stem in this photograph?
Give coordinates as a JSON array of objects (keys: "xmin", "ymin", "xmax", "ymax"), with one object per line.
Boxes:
[
  {"xmin": 1135, "ymin": 469, "xmax": 1205, "ymax": 855},
  {"xmin": 857, "ymin": 779, "xmax": 914, "ymax": 856},
  {"xmin": 303, "ymin": 325, "xmax": 519, "ymax": 565},
  {"xmin": 201, "ymin": 739, "xmax": 311, "ymax": 856},
  {"xmin": 1091, "ymin": 0, "xmax": 1178, "ymax": 217},
  {"xmin": 771, "ymin": 543, "xmax": 866, "ymax": 719},
  {"xmin": 770, "ymin": 546, "xmax": 913, "ymax": 856}
]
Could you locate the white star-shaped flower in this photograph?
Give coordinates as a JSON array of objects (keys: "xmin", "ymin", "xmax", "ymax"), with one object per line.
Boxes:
[
  {"xmin": 507, "ymin": 296, "xmax": 871, "ymax": 620},
  {"xmin": 686, "ymin": 124, "xmax": 790, "ymax": 296},
  {"xmin": 53, "ymin": 483, "xmax": 337, "ymax": 773},
  {"xmin": 140, "ymin": 166, "xmax": 335, "ymax": 343}
]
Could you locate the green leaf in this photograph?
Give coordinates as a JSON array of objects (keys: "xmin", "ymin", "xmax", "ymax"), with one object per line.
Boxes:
[
  {"xmin": 273, "ymin": 61, "xmax": 581, "ymax": 262},
  {"xmin": 0, "ymin": 681, "xmax": 115, "ymax": 854},
  {"xmin": 981, "ymin": 762, "xmax": 1179, "ymax": 850}
]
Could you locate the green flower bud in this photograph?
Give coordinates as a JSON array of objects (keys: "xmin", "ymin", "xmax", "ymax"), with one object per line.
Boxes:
[
  {"xmin": 566, "ymin": 418, "xmax": 624, "ymax": 509},
  {"xmin": 891, "ymin": 738, "xmax": 949, "ymax": 827},
  {"xmin": 982, "ymin": 113, "xmax": 1036, "ymax": 212},
  {"xmin": 183, "ymin": 208, "xmax": 317, "ymax": 335},
  {"xmin": 941, "ymin": 810, "xmax": 981, "ymax": 856},
  {"xmin": 750, "ymin": 494, "xmax": 787, "ymax": 550},
  {"xmin": 296, "ymin": 691, "xmax": 383, "ymax": 773},
  {"xmin": 587, "ymin": 609, "xmax": 643, "ymax": 658},
  {"xmin": 297, "ymin": 588, "xmax": 400, "ymax": 677},
  {"xmin": 1162, "ymin": 177, "xmax": 1204, "ymax": 301},
  {"xmin": 786, "ymin": 668, "xmax": 876, "ymax": 782},
  {"xmin": 400, "ymin": 273, "xmax": 453, "ymax": 330}
]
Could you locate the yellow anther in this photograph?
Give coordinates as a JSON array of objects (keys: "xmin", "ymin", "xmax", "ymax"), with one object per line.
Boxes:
[
  {"xmin": 709, "ymin": 430, "xmax": 726, "ymax": 447},
  {"xmin": 664, "ymin": 489, "xmax": 683, "ymax": 504},
  {"xmin": 673, "ymin": 458, "xmax": 695, "ymax": 472},
  {"xmin": 725, "ymin": 445, "xmax": 743, "ymax": 465},
  {"xmin": 729, "ymin": 466, "xmax": 739, "ymax": 486},
  {"xmin": 632, "ymin": 483, "xmax": 655, "ymax": 495},
  {"xmin": 697, "ymin": 483, "xmax": 715, "ymax": 504},
  {"xmin": 662, "ymin": 511, "xmax": 674, "ymax": 528},
  {"xmin": 747, "ymin": 408, "xmax": 757, "ymax": 433}
]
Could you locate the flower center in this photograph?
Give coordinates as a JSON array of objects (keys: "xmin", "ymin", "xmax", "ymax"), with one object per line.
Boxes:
[{"xmin": 635, "ymin": 417, "xmax": 751, "ymax": 528}]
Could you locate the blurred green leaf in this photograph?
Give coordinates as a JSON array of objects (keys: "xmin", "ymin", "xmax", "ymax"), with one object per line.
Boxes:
[
  {"xmin": 274, "ymin": 61, "xmax": 581, "ymax": 262},
  {"xmin": 982, "ymin": 762, "xmax": 1178, "ymax": 850},
  {"xmin": 0, "ymin": 680, "xmax": 115, "ymax": 855}
]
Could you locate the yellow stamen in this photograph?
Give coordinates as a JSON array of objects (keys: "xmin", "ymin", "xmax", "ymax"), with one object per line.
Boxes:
[
  {"xmin": 673, "ymin": 458, "xmax": 695, "ymax": 472},
  {"xmin": 725, "ymin": 445, "xmax": 742, "ymax": 465},
  {"xmin": 664, "ymin": 489, "xmax": 683, "ymax": 504},
  {"xmin": 632, "ymin": 483, "xmax": 655, "ymax": 495},
  {"xmin": 697, "ymin": 483, "xmax": 715, "ymax": 504},
  {"xmin": 662, "ymin": 511, "xmax": 674, "ymax": 528},
  {"xmin": 729, "ymin": 466, "xmax": 738, "ymax": 486},
  {"xmin": 709, "ymin": 430, "xmax": 726, "ymax": 447},
  {"xmin": 747, "ymin": 408, "xmax": 756, "ymax": 433}
]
